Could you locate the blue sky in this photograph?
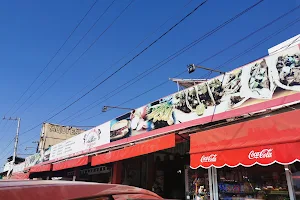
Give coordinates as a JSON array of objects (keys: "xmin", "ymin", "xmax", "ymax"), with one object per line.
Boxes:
[{"xmin": 0, "ymin": 0, "xmax": 299, "ymax": 167}]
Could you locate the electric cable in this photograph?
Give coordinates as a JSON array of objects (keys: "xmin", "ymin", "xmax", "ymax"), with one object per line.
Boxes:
[
  {"xmin": 0, "ymin": 137, "xmax": 15, "ymax": 159},
  {"xmin": 18, "ymin": 0, "xmax": 209, "ymax": 137},
  {"xmin": 60, "ymin": 0, "xmax": 271, "ymax": 124},
  {"xmin": 14, "ymin": 0, "xmax": 117, "ymax": 115},
  {"xmin": 0, "ymin": 121, "xmax": 15, "ymax": 140},
  {"xmin": 197, "ymin": 16, "xmax": 300, "ymax": 79},
  {"xmin": 5, "ymin": 0, "xmax": 98, "ymax": 116},
  {"xmin": 77, "ymin": 69, "xmax": 187, "ymax": 123},
  {"xmin": 269, "ymin": 34, "xmax": 300, "ymax": 56},
  {"xmin": 46, "ymin": 0, "xmax": 195, "ymax": 118},
  {"xmin": 75, "ymin": 16, "xmax": 300, "ymax": 124},
  {"xmin": 18, "ymin": 0, "xmax": 265, "ymax": 145}
]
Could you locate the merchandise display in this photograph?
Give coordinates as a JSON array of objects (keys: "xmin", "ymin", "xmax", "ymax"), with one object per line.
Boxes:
[
  {"xmin": 186, "ymin": 167, "xmax": 210, "ymax": 200},
  {"xmin": 217, "ymin": 165, "xmax": 289, "ymax": 200}
]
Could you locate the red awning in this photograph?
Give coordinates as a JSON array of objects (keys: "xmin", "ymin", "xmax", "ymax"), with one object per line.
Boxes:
[
  {"xmin": 92, "ymin": 134, "xmax": 175, "ymax": 166},
  {"xmin": 52, "ymin": 156, "xmax": 89, "ymax": 171},
  {"xmin": 190, "ymin": 110, "xmax": 300, "ymax": 169},
  {"xmin": 10, "ymin": 172, "xmax": 30, "ymax": 180},
  {"xmin": 30, "ymin": 164, "xmax": 52, "ymax": 173}
]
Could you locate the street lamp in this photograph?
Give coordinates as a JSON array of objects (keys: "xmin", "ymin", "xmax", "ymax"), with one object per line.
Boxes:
[
  {"xmin": 102, "ymin": 106, "xmax": 134, "ymax": 112},
  {"xmin": 187, "ymin": 64, "xmax": 225, "ymax": 74}
]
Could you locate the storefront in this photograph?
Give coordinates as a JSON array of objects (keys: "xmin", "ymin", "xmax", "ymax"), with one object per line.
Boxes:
[
  {"xmin": 90, "ymin": 133, "xmax": 190, "ymax": 199},
  {"xmin": 66, "ymin": 165, "xmax": 112, "ymax": 183},
  {"xmin": 189, "ymin": 109, "xmax": 300, "ymax": 200}
]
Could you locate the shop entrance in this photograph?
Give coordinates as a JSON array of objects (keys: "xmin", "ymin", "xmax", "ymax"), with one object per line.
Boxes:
[{"xmin": 153, "ymin": 141, "xmax": 189, "ymax": 199}]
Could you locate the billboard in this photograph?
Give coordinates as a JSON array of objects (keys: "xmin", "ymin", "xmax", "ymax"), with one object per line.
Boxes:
[
  {"xmin": 268, "ymin": 34, "xmax": 300, "ymax": 55},
  {"xmin": 3, "ymin": 161, "xmax": 13, "ymax": 172},
  {"xmin": 13, "ymin": 162, "xmax": 25, "ymax": 173},
  {"xmin": 38, "ymin": 123, "xmax": 85, "ymax": 151},
  {"xmin": 49, "ymin": 122, "xmax": 110, "ymax": 161},
  {"xmin": 108, "ymin": 45, "xmax": 300, "ymax": 142},
  {"xmin": 45, "ymin": 44, "xmax": 300, "ymax": 163},
  {"xmin": 25, "ymin": 153, "xmax": 42, "ymax": 168}
]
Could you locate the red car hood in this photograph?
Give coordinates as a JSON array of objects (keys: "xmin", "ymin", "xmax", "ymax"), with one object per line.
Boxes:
[{"xmin": 0, "ymin": 180, "xmax": 162, "ymax": 200}]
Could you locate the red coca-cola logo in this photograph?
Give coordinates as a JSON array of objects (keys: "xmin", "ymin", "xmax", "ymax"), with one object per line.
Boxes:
[
  {"xmin": 248, "ymin": 149, "xmax": 273, "ymax": 160},
  {"xmin": 200, "ymin": 154, "xmax": 217, "ymax": 163}
]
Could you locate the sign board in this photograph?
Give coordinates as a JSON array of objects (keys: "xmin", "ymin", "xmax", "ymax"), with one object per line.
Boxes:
[
  {"xmin": 80, "ymin": 166, "xmax": 111, "ymax": 175},
  {"xmin": 13, "ymin": 162, "xmax": 25, "ymax": 173},
  {"xmin": 268, "ymin": 34, "xmax": 300, "ymax": 55},
  {"xmin": 3, "ymin": 161, "xmax": 13, "ymax": 172},
  {"xmin": 0, "ymin": 36, "xmax": 282, "ymax": 167},
  {"xmin": 39, "ymin": 123, "xmax": 85, "ymax": 151},
  {"xmin": 49, "ymin": 122, "xmax": 110, "ymax": 161},
  {"xmin": 44, "ymin": 44, "xmax": 300, "ymax": 163},
  {"xmin": 67, "ymin": 166, "xmax": 111, "ymax": 176},
  {"xmin": 42, "ymin": 147, "xmax": 51, "ymax": 162},
  {"xmin": 25, "ymin": 153, "xmax": 42, "ymax": 168},
  {"xmin": 107, "ymin": 45, "xmax": 300, "ymax": 143}
]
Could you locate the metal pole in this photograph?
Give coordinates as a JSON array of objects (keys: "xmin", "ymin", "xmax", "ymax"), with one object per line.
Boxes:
[
  {"xmin": 285, "ymin": 165, "xmax": 295, "ymax": 200},
  {"xmin": 12, "ymin": 118, "xmax": 20, "ymax": 165},
  {"xmin": 212, "ymin": 167, "xmax": 219, "ymax": 200},
  {"xmin": 208, "ymin": 168, "xmax": 213, "ymax": 200},
  {"xmin": 196, "ymin": 65, "xmax": 225, "ymax": 75}
]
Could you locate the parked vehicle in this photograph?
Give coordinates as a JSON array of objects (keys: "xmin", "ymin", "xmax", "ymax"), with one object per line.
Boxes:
[{"xmin": 0, "ymin": 180, "xmax": 163, "ymax": 200}]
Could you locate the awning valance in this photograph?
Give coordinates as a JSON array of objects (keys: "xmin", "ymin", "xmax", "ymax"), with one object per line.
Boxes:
[
  {"xmin": 52, "ymin": 156, "xmax": 89, "ymax": 171},
  {"xmin": 91, "ymin": 134, "xmax": 175, "ymax": 166},
  {"xmin": 190, "ymin": 110, "xmax": 300, "ymax": 169},
  {"xmin": 30, "ymin": 164, "xmax": 52, "ymax": 173}
]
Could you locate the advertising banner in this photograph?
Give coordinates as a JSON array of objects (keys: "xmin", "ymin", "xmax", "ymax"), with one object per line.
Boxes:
[
  {"xmin": 49, "ymin": 122, "xmax": 110, "ymax": 161},
  {"xmin": 25, "ymin": 153, "xmax": 42, "ymax": 168},
  {"xmin": 108, "ymin": 45, "xmax": 300, "ymax": 143},
  {"xmin": 39, "ymin": 123, "xmax": 85, "ymax": 151},
  {"xmin": 42, "ymin": 147, "xmax": 51, "ymax": 162},
  {"xmin": 3, "ymin": 161, "xmax": 13, "ymax": 172},
  {"xmin": 13, "ymin": 162, "xmax": 25, "ymax": 173},
  {"xmin": 46, "ymin": 44, "xmax": 299, "ymax": 164}
]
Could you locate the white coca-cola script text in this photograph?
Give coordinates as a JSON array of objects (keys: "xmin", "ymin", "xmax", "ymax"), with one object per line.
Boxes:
[
  {"xmin": 200, "ymin": 154, "xmax": 217, "ymax": 163},
  {"xmin": 248, "ymin": 149, "xmax": 273, "ymax": 160}
]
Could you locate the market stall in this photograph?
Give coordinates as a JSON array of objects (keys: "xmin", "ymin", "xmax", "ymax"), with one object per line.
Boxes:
[{"xmin": 189, "ymin": 110, "xmax": 300, "ymax": 200}]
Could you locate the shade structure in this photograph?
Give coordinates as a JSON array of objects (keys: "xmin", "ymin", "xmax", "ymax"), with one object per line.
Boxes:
[
  {"xmin": 190, "ymin": 110, "xmax": 300, "ymax": 169},
  {"xmin": 30, "ymin": 164, "xmax": 52, "ymax": 173},
  {"xmin": 92, "ymin": 134, "xmax": 175, "ymax": 166},
  {"xmin": 52, "ymin": 156, "xmax": 89, "ymax": 171}
]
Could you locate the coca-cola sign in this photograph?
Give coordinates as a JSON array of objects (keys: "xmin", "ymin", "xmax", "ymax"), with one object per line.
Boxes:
[
  {"xmin": 200, "ymin": 154, "xmax": 217, "ymax": 163},
  {"xmin": 248, "ymin": 149, "xmax": 273, "ymax": 160}
]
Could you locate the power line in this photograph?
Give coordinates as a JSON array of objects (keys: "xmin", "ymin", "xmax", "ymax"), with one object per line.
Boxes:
[
  {"xmin": 14, "ymin": 0, "xmax": 117, "ymax": 115},
  {"xmin": 59, "ymin": 0, "xmax": 268, "ymax": 124},
  {"xmin": 18, "ymin": 0, "xmax": 133, "ymax": 116},
  {"xmin": 0, "ymin": 137, "xmax": 15, "ymax": 159},
  {"xmin": 196, "ymin": 4, "xmax": 300, "ymax": 66},
  {"xmin": 45, "ymin": 0, "xmax": 195, "ymax": 119},
  {"xmin": 0, "ymin": 149, "xmax": 13, "ymax": 164},
  {"xmin": 0, "ymin": 120, "xmax": 9, "ymax": 134},
  {"xmin": 5, "ymin": 0, "xmax": 98, "ymax": 117},
  {"xmin": 269, "ymin": 34, "xmax": 300, "ymax": 55},
  {"xmin": 78, "ymin": 70, "xmax": 187, "ymax": 123},
  {"xmin": 18, "ymin": 0, "xmax": 265, "ymax": 146},
  {"xmin": 78, "ymin": 16, "xmax": 300, "ymax": 123},
  {"xmin": 16, "ymin": 12, "xmax": 300, "ymax": 154},
  {"xmin": 198, "ymin": 16, "xmax": 300, "ymax": 79},
  {"xmin": 19, "ymin": 0, "xmax": 208, "ymax": 137},
  {"xmin": 0, "ymin": 120, "xmax": 15, "ymax": 141}
]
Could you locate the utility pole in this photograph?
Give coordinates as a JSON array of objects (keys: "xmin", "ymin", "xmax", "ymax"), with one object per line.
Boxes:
[{"xmin": 3, "ymin": 116, "xmax": 21, "ymax": 165}]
